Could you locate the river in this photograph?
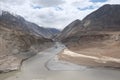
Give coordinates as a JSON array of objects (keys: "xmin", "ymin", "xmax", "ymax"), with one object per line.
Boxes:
[{"xmin": 0, "ymin": 43, "xmax": 120, "ymax": 80}]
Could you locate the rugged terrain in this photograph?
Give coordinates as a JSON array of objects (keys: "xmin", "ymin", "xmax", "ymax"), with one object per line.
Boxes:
[
  {"xmin": 58, "ymin": 4, "xmax": 120, "ymax": 68},
  {"xmin": 0, "ymin": 11, "xmax": 54, "ymax": 73}
]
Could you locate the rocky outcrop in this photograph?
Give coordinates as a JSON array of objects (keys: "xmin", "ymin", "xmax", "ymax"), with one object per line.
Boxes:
[
  {"xmin": 0, "ymin": 11, "xmax": 53, "ymax": 73},
  {"xmin": 58, "ymin": 4, "xmax": 120, "ymax": 68}
]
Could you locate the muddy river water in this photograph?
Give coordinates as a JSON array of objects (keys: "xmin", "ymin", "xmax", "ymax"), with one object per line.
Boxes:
[{"xmin": 0, "ymin": 43, "xmax": 120, "ymax": 80}]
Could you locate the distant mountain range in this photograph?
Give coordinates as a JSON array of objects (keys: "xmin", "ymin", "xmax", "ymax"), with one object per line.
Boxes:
[{"xmin": 0, "ymin": 11, "xmax": 60, "ymax": 39}]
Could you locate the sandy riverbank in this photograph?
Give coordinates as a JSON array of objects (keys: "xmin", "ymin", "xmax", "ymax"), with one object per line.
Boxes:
[{"xmin": 59, "ymin": 48, "xmax": 120, "ymax": 68}]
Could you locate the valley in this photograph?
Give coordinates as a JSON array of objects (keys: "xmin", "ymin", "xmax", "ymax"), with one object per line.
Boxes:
[{"xmin": 1, "ymin": 4, "xmax": 120, "ymax": 80}]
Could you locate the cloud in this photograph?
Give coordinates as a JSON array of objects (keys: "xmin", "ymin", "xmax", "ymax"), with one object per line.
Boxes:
[
  {"xmin": 106, "ymin": 0, "xmax": 120, "ymax": 4},
  {"xmin": 31, "ymin": 0, "xmax": 65, "ymax": 7},
  {"xmin": 90, "ymin": 0, "xmax": 107, "ymax": 3},
  {"xmin": 0, "ymin": 0, "xmax": 120, "ymax": 29},
  {"xmin": 0, "ymin": 0, "xmax": 26, "ymax": 5}
]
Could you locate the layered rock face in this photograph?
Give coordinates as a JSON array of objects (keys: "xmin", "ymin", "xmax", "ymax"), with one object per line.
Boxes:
[
  {"xmin": 0, "ymin": 11, "xmax": 53, "ymax": 73},
  {"xmin": 58, "ymin": 4, "xmax": 120, "ymax": 68}
]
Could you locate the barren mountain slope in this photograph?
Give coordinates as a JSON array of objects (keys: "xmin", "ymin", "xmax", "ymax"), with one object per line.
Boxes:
[
  {"xmin": 59, "ymin": 4, "xmax": 120, "ymax": 68},
  {"xmin": 0, "ymin": 11, "xmax": 53, "ymax": 73}
]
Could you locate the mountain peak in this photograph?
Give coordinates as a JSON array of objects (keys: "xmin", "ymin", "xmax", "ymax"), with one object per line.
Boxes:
[
  {"xmin": 82, "ymin": 4, "xmax": 120, "ymax": 31},
  {"xmin": 97, "ymin": 4, "xmax": 120, "ymax": 12},
  {"xmin": 100, "ymin": 4, "xmax": 120, "ymax": 8}
]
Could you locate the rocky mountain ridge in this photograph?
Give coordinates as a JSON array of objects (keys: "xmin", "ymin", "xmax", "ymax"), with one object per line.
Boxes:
[
  {"xmin": 0, "ymin": 11, "xmax": 54, "ymax": 73},
  {"xmin": 82, "ymin": 4, "xmax": 120, "ymax": 31},
  {"xmin": 0, "ymin": 11, "xmax": 59, "ymax": 39}
]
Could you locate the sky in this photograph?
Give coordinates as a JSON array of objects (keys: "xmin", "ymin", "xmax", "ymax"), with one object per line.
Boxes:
[{"xmin": 0, "ymin": 0, "xmax": 120, "ymax": 30}]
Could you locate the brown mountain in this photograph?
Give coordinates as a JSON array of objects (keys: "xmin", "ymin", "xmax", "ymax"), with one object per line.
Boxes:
[
  {"xmin": 0, "ymin": 11, "xmax": 53, "ymax": 73},
  {"xmin": 58, "ymin": 4, "xmax": 120, "ymax": 68},
  {"xmin": 82, "ymin": 4, "xmax": 120, "ymax": 31}
]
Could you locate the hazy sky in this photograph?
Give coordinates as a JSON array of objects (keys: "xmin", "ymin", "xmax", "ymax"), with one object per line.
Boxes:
[{"xmin": 0, "ymin": 0, "xmax": 120, "ymax": 29}]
